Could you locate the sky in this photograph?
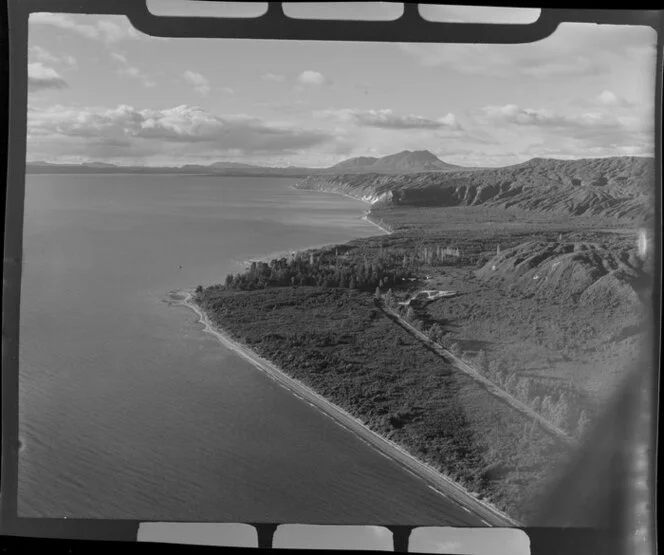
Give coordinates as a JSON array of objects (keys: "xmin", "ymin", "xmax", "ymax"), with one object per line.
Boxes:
[{"xmin": 25, "ymin": 3, "xmax": 657, "ymax": 168}]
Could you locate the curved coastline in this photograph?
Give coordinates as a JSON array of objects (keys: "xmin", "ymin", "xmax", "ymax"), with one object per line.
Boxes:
[
  {"xmin": 170, "ymin": 289, "xmax": 518, "ymax": 527},
  {"xmin": 289, "ymin": 184, "xmax": 392, "ymax": 236}
]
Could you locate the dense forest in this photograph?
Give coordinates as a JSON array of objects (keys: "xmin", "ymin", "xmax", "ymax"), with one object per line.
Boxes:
[
  {"xmin": 195, "ymin": 285, "xmax": 570, "ymax": 521},
  {"xmin": 217, "ymin": 243, "xmax": 469, "ymax": 293}
]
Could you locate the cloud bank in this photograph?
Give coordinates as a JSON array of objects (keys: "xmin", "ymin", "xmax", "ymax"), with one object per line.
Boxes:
[
  {"xmin": 27, "ymin": 104, "xmax": 336, "ymax": 162},
  {"xmin": 28, "ymin": 63, "xmax": 68, "ymax": 92}
]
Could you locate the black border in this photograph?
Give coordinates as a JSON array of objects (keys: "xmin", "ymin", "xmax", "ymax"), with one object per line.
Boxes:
[{"xmin": 2, "ymin": 2, "xmax": 662, "ymax": 553}]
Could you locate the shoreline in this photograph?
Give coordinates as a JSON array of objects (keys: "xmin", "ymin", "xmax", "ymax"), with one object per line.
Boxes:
[
  {"xmin": 171, "ymin": 288, "xmax": 519, "ymax": 527},
  {"xmin": 290, "ymin": 184, "xmax": 392, "ymax": 236},
  {"xmin": 362, "ymin": 213, "xmax": 393, "ymax": 236}
]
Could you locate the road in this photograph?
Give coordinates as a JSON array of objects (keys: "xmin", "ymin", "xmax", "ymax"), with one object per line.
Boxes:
[{"xmin": 381, "ymin": 305, "xmax": 575, "ymax": 447}]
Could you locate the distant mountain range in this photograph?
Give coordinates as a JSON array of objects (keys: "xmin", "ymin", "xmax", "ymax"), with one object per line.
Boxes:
[
  {"xmin": 25, "ymin": 150, "xmax": 477, "ymax": 176},
  {"xmin": 296, "ymin": 156, "xmax": 656, "ymax": 222},
  {"xmin": 25, "ymin": 151, "xmax": 655, "ymax": 221}
]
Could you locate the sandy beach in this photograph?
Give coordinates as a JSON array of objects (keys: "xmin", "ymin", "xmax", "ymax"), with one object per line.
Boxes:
[{"xmin": 170, "ymin": 289, "xmax": 519, "ymax": 527}]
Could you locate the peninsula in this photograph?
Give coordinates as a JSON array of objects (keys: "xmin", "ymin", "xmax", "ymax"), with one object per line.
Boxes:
[{"xmin": 184, "ymin": 151, "xmax": 654, "ymax": 524}]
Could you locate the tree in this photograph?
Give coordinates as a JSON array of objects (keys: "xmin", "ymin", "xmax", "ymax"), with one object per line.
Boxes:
[
  {"xmin": 541, "ymin": 395, "xmax": 554, "ymax": 419},
  {"xmin": 195, "ymin": 285, "xmax": 203, "ymax": 294},
  {"xmin": 487, "ymin": 359, "xmax": 502, "ymax": 379},
  {"xmin": 576, "ymin": 410, "xmax": 591, "ymax": 437},
  {"xmin": 552, "ymin": 394, "xmax": 572, "ymax": 429},
  {"xmin": 516, "ymin": 377, "xmax": 532, "ymax": 403},
  {"xmin": 429, "ymin": 323, "xmax": 443, "ymax": 343},
  {"xmin": 504, "ymin": 372, "xmax": 517, "ymax": 394},
  {"xmin": 530, "ymin": 396, "xmax": 542, "ymax": 413}
]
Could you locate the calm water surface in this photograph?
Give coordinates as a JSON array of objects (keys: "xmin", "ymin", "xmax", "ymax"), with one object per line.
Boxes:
[{"xmin": 19, "ymin": 174, "xmax": 462, "ymax": 523}]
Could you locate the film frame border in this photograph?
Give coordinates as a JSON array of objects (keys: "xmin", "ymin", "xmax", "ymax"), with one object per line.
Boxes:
[{"xmin": 2, "ymin": 2, "xmax": 662, "ymax": 553}]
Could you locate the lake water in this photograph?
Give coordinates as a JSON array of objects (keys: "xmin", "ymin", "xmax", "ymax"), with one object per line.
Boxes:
[{"xmin": 18, "ymin": 174, "xmax": 470, "ymax": 524}]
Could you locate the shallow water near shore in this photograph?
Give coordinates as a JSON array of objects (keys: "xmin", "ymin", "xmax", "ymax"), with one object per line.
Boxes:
[{"xmin": 18, "ymin": 174, "xmax": 481, "ymax": 524}]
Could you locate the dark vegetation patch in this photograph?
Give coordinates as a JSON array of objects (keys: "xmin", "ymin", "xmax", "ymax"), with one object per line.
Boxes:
[
  {"xmin": 194, "ymin": 194, "xmax": 651, "ymax": 523},
  {"xmin": 196, "ymin": 286, "xmax": 570, "ymax": 521}
]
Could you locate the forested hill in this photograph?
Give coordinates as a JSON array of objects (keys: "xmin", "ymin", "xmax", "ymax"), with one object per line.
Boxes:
[{"xmin": 296, "ymin": 156, "xmax": 655, "ymax": 221}]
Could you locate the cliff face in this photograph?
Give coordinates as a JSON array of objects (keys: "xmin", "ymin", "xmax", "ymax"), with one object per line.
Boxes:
[{"xmin": 296, "ymin": 157, "xmax": 655, "ymax": 221}]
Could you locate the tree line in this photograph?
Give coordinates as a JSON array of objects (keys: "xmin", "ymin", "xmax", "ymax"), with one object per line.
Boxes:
[{"xmin": 221, "ymin": 248, "xmax": 418, "ymax": 292}]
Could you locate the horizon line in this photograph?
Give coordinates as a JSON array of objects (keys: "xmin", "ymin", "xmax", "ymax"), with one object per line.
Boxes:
[{"xmin": 26, "ymin": 152, "xmax": 655, "ymax": 171}]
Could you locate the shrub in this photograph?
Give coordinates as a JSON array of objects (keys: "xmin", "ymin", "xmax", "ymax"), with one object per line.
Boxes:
[
  {"xmin": 551, "ymin": 394, "xmax": 572, "ymax": 430},
  {"xmin": 530, "ymin": 396, "xmax": 542, "ymax": 413},
  {"xmin": 504, "ymin": 372, "xmax": 518, "ymax": 394},
  {"xmin": 576, "ymin": 410, "xmax": 591, "ymax": 437},
  {"xmin": 428, "ymin": 323, "xmax": 443, "ymax": 343},
  {"xmin": 476, "ymin": 350, "xmax": 489, "ymax": 375},
  {"xmin": 515, "ymin": 378, "xmax": 532, "ymax": 403},
  {"xmin": 541, "ymin": 395, "xmax": 554, "ymax": 419},
  {"xmin": 488, "ymin": 358, "xmax": 507, "ymax": 379}
]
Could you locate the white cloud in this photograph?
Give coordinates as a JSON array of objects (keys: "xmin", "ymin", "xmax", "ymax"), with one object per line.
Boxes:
[
  {"xmin": 596, "ymin": 90, "xmax": 633, "ymax": 108},
  {"xmin": 118, "ymin": 66, "xmax": 156, "ymax": 88},
  {"xmin": 297, "ymin": 70, "xmax": 327, "ymax": 86},
  {"xmin": 29, "ymin": 45, "xmax": 77, "ymax": 68},
  {"xmin": 316, "ymin": 108, "xmax": 461, "ymax": 131},
  {"xmin": 399, "ymin": 23, "xmax": 656, "ymax": 79},
  {"xmin": 28, "ymin": 63, "xmax": 68, "ymax": 92},
  {"xmin": 110, "ymin": 52, "xmax": 128, "ymax": 64},
  {"xmin": 29, "ymin": 13, "xmax": 144, "ymax": 43},
  {"xmin": 119, "ymin": 67, "xmax": 140, "ymax": 78},
  {"xmin": 27, "ymin": 104, "xmax": 336, "ymax": 161},
  {"xmin": 476, "ymin": 103, "xmax": 644, "ymax": 133},
  {"xmin": 262, "ymin": 73, "xmax": 286, "ymax": 82},
  {"xmin": 109, "ymin": 50, "xmax": 154, "ymax": 87},
  {"xmin": 473, "ymin": 102, "xmax": 654, "ymax": 158},
  {"xmin": 183, "ymin": 70, "xmax": 211, "ymax": 96}
]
